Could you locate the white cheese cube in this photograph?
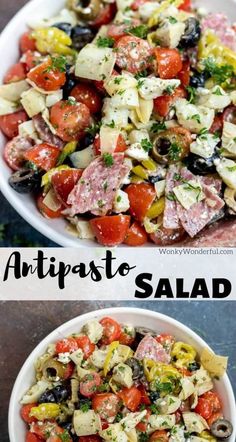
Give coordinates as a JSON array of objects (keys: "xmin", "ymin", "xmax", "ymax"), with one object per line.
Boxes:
[
  {"xmin": 126, "ymin": 143, "xmax": 149, "ymax": 161},
  {"xmin": 155, "ymin": 19, "xmax": 185, "ymax": 48},
  {"xmin": 21, "ymin": 88, "xmax": 46, "ymax": 117},
  {"xmin": 173, "ymin": 180, "xmax": 205, "ymax": 210},
  {"xmin": 175, "ymin": 98, "xmax": 215, "ymax": 133},
  {"xmin": 46, "ymin": 90, "xmax": 63, "ymax": 107},
  {"xmin": 110, "ymin": 88, "xmax": 139, "ymax": 109},
  {"xmin": 139, "ymin": 77, "xmax": 180, "ymax": 100},
  {"xmin": 113, "ymin": 189, "xmax": 130, "ymax": 213},
  {"xmin": 215, "ymin": 157, "xmax": 236, "ymax": 190},
  {"xmin": 129, "ymin": 129, "xmax": 150, "ymax": 144},
  {"xmin": 102, "ymin": 100, "xmax": 130, "ymax": 128},
  {"xmin": 154, "ymin": 180, "xmax": 166, "ymax": 198},
  {"xmin": 190, "ymin": 133, "xmax": 219, "ymax": 159}
]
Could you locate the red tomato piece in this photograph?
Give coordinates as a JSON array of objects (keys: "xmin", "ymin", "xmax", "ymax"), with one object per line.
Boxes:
[
  {"xmin": 93, "ymin": 134, "xmax": 127, "ymax": 156},
  {"xmin": 124, "ymin": 221, "xmax": 148, "ymax": 246},
  {"xmin": 24, "ymin": 50, "xmax": 41, "ymax": 71},
  {"xmin": 3, "ymin": 62, "xmax": 26, "ymax": 84},
  {"xmin": 90, "ymin": 3, "xmax": 117, "ymax": 27},
  {"xmin": 37, "ymin": 194, "xmax": 63, "ymax": 219},
  {"xmin": 118, "ymin": 386, "xmax": 141, "ymax": 412},
  {"xmin": 90, "ymin": 214, "xmax": 131, "ymax": 246},
  {"xmin": 114, "ymin": 36, "xmax": 152, "ymax": 74},
  {"xmin": 107, "ymin": 19, "xmax": 140, "ymax": 40},
  {"xmin": 20, "ymin": 32, "xmax": 36, "ymax": 53},
  {"xmin": 149, "ymin": 430, "xmax": 169, "ymax": 442},
  {"xmin": 155, "ymin": 333, "xmax": 175, "ymax": 352},
  {"xmin": 55, "ymin": 337, "xmax": 78, "ymax": 354},
  {"xmin": 51, "ymin": 169, "xmax": 82, "ymax": 205},
  {"xmin": 136, "ymin": 408, "xmax": 151, "ymax": 432},
  {"xmin": 131, "ymin": 0, "xmax": 148, "ymax": 10},
  {"xmin": 80, "ymin": 372, "xmax": 101, "ymax": 397},
  {"xmin": 177, "ymin": 367, "xmax": 192, "ymax": 377},
  {"xmin": 4, "ymin": 136, "xmax": 33, "ymax": 171},
  {"xmin": 0, "ymin": 110, "xmax": 28, "ymax": 139},
  {"xmin": 30, "ymin": 422, "xmax": 62, "ymax": 439},
  {"xmin": 150, "ymin": 226, "xmax": 186, "ymax": 246},
  {"xmin": 194, "ymin": 397, "xmax": 214, "ymax": 420},
  {"xmin": 201, "ymin": 391, "xmax": 222, "ymax": 412},
  {"xmin": 154, "ymin": 48, "xmax": 183, "ymax": 79},
  {"xmin": 75, "ymin": 336, "xmax": 95, "ymax": 359},
  {"xmin": 153, "ymin": 86, "xmax": 187, "ymax": 117},
  {"xmin": 100, "ymin": 317, "xmax": 122, "ymax": 345},
  {"xmin": 92, "ymin": 393, "xmax": 121, "ymax": 419},
  {"xmin": 80, "ymin": 437, "xmax": 102, "ymax": 442},
  {"xmin": 119, "ymin": 328, "xmax": 135, "ymax": 346},
  {"xmin": 24, "ymin": 143, "xmax": 60, "ymax": 171},
  {"xmin": 125, "ymin": 183, "xmax": 156, "ymax": 222},
  {"xmin": 63, "ymin": 361, "xmax": 75, "ymax": 380},
  {"xmin": 139, "ymin": 385, "xmax": 151, "ymax": 405},
  {"xmin": 178, "ymin": 59, "xmax": 190, "ymax": 87},
  {"xmin": 70, "ymin": 84, "xmax": 102, "ymax": 114},
  {"xmin": 223, "ymin": 105, "xmax": 236, "ymax": 125},
  {"xmin": 207, "ymin": 411, "xmax": 223, "ymax": 426},
  {"xmin": 27, "ymin": 58, "xmax": 66, "ymax": 91},
  {"xmin": 50, "ymin": 100, "xmax": 91, "ymax": 142},
  {"xmin": 178, "ymin": 0, "xmax": 191, "ymax": 11},
  {"xmin": 210, "ymin": 114, "xmax": 224, "ymax": 134},
  {"xmin": 26, "ymin": 432, "xmax": 42, "ymax": 442},
  {"xmin": 20, "ymin": 404, "xmax": 38, "ymax": 424}
]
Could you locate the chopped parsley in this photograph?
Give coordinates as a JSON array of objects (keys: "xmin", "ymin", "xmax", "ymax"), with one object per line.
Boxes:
[
  {"xmin": 168, "ymin": 16, "xmax": 178, "ymax": 24},
  {"xmin": 44, "ymin": 55, "xmax": 67, "ymax": 73},
  {"xmin": 137, "ymin": 79, "xmax": 145, "ymax": 89},
  {"xmin": 166, "ymin": 192, "xmax": 177, "ymax": 201},
  {"xmin": 168, "ymin": 142, "xmax": 182, "ymax": 161},
  {"xmin": 139, "ymin": 433, "xmax": 149, "ymax": 442},
  {"xmin": 117, "ymin": 195, "xmax": 122, "ymax": 202},
  {"xmin": 227, "ymin": 165, "xmax": 236, "ymax": 172},
  {"xmin": 141, "ymin": 138, "xmax": 152, "ymax": 152},
  {"xmin": 58, "ymin": 431, "xmax": 71, "ymax": 442},
  {"xmin": 97, "ymin": 36, "xmax": 115, "ymax": 48},
  {"xmin": 186, "ymin": 85, "xmax": 197, "ymax": 104},
  {"xmin": 114, "ymin": 77, "xmax": 123, "ymax": 85},
  {"xmin": 150, "ymin": 404, "xmax": 159, "ymax": 414},
  {"xmin": 134, "ymin": 69, "xmax": 148, "ymax": 79},
  {"xmin": 106, "ymin": 120, "xmax": 115, "ymax": 128},
  {"xmin": 126, "ymin": 24, "xmax": 148, "ymax": 39},
  {"xmin": 151, "ymin": 121, "xmax": 167, "ymax": 133},
  {"xmin": 203, "ymin": 57, "xmax": 234, "ymax": 84},
  {"xmin": 213, "ymin": 86, "xmax": 223, "ymax": 96},
  {"xmin": 103, "ymin": 153, "xmax": 114, "ymax": 167},
  {"xmin": 67, "ymin": 97, "xmax": 76, "ymax": 106},
  {"xmin": 164, "ymin": 85, "xmax": 175, "ymax": 95},
  {"xmin": 79, "ymin": 400, "xmax": 91, "ymax": 412},
  {"xmin": 191, "ymin": 114, "xmax": 201, "ymax": 124},
  {"xmin": 85, "ymin": 122, "xmax": 101, "ymax": 137}
]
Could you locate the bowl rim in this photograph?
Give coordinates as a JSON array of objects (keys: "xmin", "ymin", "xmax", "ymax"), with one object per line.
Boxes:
[{"xmin": 8, "ymin": 306, "xmax": 236, "ymax": 441}]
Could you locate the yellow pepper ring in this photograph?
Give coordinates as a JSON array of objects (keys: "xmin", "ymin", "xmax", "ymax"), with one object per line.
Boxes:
[
  {"xmin": 146, "ymin": 197, "xmax": 165, "ymax": 219},
  {"xmin": 32, "ymin": 27, "xmax": 74, "ymax": 56},
  {"xmin": 103, "ymin": 341, "xmax": 119, "ymax": 376},
  {"xmin": 30, "ymin": 403, "xmax": 60, "ymax": 420}
]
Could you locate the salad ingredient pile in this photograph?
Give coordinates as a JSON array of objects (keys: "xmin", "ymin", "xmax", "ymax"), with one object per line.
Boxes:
[
  {"xmin": 20, "ymin": 316, "xmax": 233, "ymax": 442},
  {"xmin": 1, "ymin": 0, "xmax": 236, "ymax": 246}
]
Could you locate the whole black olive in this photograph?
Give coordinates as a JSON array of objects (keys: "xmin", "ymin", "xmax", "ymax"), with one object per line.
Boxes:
[
  {"xmin": 188, "ymin": 361, "xmax": 200, "ymax": 372},
  {"xmin": 190, "ymin": 70, "xmax": 207, "ymax": 89},
  {"xmin": 185, "ymin": 153, "xmax": 219, "ymax": 176},
  {"xmin": 179, "ymin": 18, "xmax": 201, "ymax": 48},
  {"xmin": 71, "ymin": 25, "xmax": 94, "ymax": 51},
  {"xmin": 38, "ymin": 389, "xmax": 56, "ymax": 403},
  {"xmin": 211, "ymin": 419, "xmax": 233, "ymax": 439},
  {"xmin": 126, "ymin": 358, "xmax": 144, "ymax": 379},
  {"xmin": 53, "ymin": 22, "xmax": 72, "ymax": 35},
  {"xmin": 8, "ymin": 169, "xmax": 41, "ymax": 193},
  {"xmin": 79, "ymin": 132, "xmax": 95, "ymax": 150},
  {"xmin": 52, "ymin": 384, "xmax": 70, "ymax": 403},
  {"xmin": 148, "ymin": 174, "xmax": 164, "ymax": 184},
  {"xmin": 63, "ymin": 74, "xmax": 77, "ymax": 99},
  {"xmin": 149, "ymin": 391, "xmax": 160, "ymax": 402},
  {"xmin": 61, "ymin": 423, "xmax": 78, "ymax": 442}
]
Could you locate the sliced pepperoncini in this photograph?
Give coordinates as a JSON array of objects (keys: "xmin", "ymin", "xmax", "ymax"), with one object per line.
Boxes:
[
  {"xmin": 171, "ymin": 342, "xmax": 197, "ymax": 368},
  {"xmin": 103, "ymin": 341, "xmax": 119, "ymax": 376},
  {"xmin": 41, "ymin": 165, "xmax": 71, "ymax": 187},
  {"xmin": 57, "ymin": 141, "xmax": 78, "ymax": 166},
  {"xmin": 146, "ymin": 197, "xmax": 165, "ymax": 219},
  {"xmin": 30, "ymin": 403, "xmax": 60, "ymax": 420},
  {"xmin": 132, "ymin": 165, "xmax": 149, "ymax": 180},
  {"xmin": 199, "ymin": 431, "xmax": 217, "ymax": 442},
  {"xmin": 32, "ymin": 27, "xmax": 74, "ymax": 55}
]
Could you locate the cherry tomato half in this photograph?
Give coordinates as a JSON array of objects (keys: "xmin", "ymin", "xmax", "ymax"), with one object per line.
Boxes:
[
  {"xmin": 75, "ymin": 336, "xmax": 95, "ymax": 359},
  {"xmin": 125, "ymin": 183, "xmax": 156, "ymax": 222},
  {"xmin": 20, "ymin": 32, "xmax": 36, "ymax": 53},
  {"xmin": 124, "ymin": 221, "xmax": 148, "ymax": 246},
  {"xmin": 0, "ymin": 110, "xmax": 28, "ymax": 139},
  {"xmin": 92, "ymin": 393, "xmax": 121, "ymax": 419},
  {"xmin": 20, "ymin": 404, "xmax": 38, "ymax": 424},
  {"xmin": 27, "ymin": 58, "xmax": 66, "ymax": 92},
  {"xmin": 119, "ymin": 328, "xmax": 135, "ymax": 346},
  {"xmin": 90, "ymin": 3, "xmax": 116, "ymax": 28},
  {"xmin": 155, "ymin": 333, "xmax": 175, "ymax": 352},
  {"xmin": 223, "ymin": 105, "xmax": 236, "ymax": 125},
  {"xmin": 118, "ymin": 386, "xmax": 141, "ymax": 412},
  {"xmin": 149, "ymin": 430, "xmax": 169, "ymax": 442},
  {"xmin": 114, "ymin": 36, "xmax": 152, "ymax": 74},
  {"xmin": 3, "ymin": 62, "xmax": 26, "ymax": 84},
  {"xmin": 178, "ymin": 0, "xmax": 191, "ymax": 11},
  {"xmin": 154, "ymin": 86, "xmax": 187, "ymax": 117},
  {"xmin": 70, "ymin": 84, "xmax": 102, "ymax": 114},
  {"xmin": 51, "ymin": 169, "xmax": 82, "ymax": 206},
  {"xmin": 194, "ymin": 397, "xmax": 214, "ymax": 420},
  {"xmin": 150, "ymin": 226, "xmax": 186, "ymax": 246},
  {"xmin": 178, "ymin": 59, "xmax": 190, "ymax": 87},
  {"xmin": 136, "ymin": 408, "xmax": 151, "ymax": 432},
  {"xmin": 93, "ymin": 134, "xmax": 127, "ymax": 155},
  {"xmin": 24, "ymin": 143, "xmax": 60, "ymax": 171},
  {"xmin": 80, "ymin": 372, "xmax": 101, "ymax": 397},
  {"xmin": 4, "ymin": 136, "xmax": 33, "ymax": 171},
  {"xmin": 50, "ymin": 100, "xmax": 91, "ymax": 142},
  {"xmin": 26, "ymin": 432, "xmax": 42, "ymax": 442},
  {"xmin": 154, "ymin": 48, "xmax": 183, "ymax": 79},
  {"xmin": 100, "ymin": 317, "xmax": 122, "ymax": 345},
  {"xmin": 55, "ymin": 337, "xmax": 78, "ymax": 354},
  {"xmin": 90, "ymin": 214, "xmax": 130, "ymax": 246}
]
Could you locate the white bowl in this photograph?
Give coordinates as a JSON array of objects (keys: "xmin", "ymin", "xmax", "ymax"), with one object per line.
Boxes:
[
  {"xmin": 0, "ymin": 0, "xmax": 236, "ymax": 246},
  {"xmin": 8, "ymin": 307, "xmax": 236, "ymax": 441}
]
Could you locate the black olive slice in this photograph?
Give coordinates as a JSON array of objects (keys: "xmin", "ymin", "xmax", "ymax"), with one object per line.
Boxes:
[
  {"xmin": 180, "ymin": 18, "xmax": 201, "ymax": 48},
  {"xmin": 8, "ymin": 169, "xmax": 41, "ymax": 194},
  {"xmin": 211, "ymin": 419, "xmax": 233, "ymax": 440}
]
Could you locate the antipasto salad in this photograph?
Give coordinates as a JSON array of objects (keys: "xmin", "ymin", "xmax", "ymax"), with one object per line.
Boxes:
[
  {"xmin": 1, "ymin": 0, "xmax": 236, "ymax": 246},
  {"xmin": 20, "ymin": 317, "xmax": 233, "ymax": 442}
]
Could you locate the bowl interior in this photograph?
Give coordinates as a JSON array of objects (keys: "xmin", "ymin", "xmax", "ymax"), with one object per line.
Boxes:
[
  {"xmin": 8, "ymin": 307, "xmax": 236, "ymax": 442},
  {"xmin": 0, "ymin": 0, "xmax": 236, "ymax": 246}
]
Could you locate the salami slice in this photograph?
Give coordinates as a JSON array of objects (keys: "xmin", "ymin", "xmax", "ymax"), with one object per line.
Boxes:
[
  {"xmin": 182, "ymin": 218, "xmax": 236, "ymax": 247},
  {"xmin": 135, "ymin": 335, "xmax": 171, "ymax": 364},
  {"xmin": 67, "ymin": 153, "xmax": 130, "ymax": 216},
  {"xmin": 33, "ymin": 114, "xmax": 64, "ymax": 148},
  {"xmin": 201, "ymin": 13, "xmax": 236, "ymax": 50},
  {"xmin": 163, "ymin": 164, "xmax": 181, "ymax": 229},
  {"xmin": 4, "ymin": 135, "xmax": 34, "ymax": 170}
]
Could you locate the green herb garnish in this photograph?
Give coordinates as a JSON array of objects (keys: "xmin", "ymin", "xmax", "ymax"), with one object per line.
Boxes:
[
  {"xmin": 103, "ymin": 153, "xmax": 114, "ymax": 167},
  {"xmin": 97, "ymin": 36, "xmax": 115, "ymax": 48},
  {"xmin": 141, "ymin": 138, "xmax": 152, "ymax": 152},
  {"xmin": 126, "ymin": 25, "xmax": 148, "ymax": 39}
]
